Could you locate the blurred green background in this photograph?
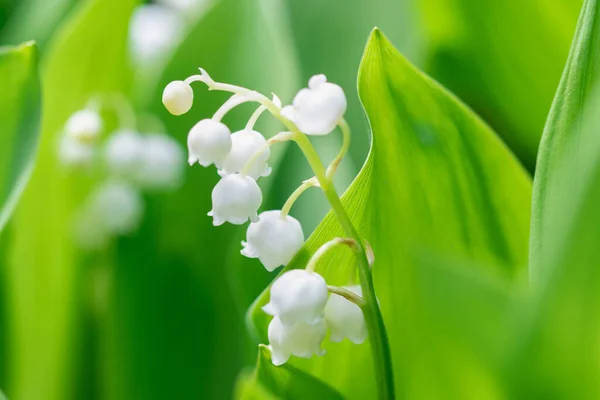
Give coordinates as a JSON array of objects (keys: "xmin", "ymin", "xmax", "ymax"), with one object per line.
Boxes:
[{"xmin": 0, "ymin": 0, "xmax": 586, "ymax": 399}]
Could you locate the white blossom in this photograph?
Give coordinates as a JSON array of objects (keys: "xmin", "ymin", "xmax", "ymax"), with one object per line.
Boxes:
[
  {"xmin": 324, "ymin": 285, "xmax": 367, "ymax": 344},
  {"xmin": 136, "ymin": 133, "xmax": 185, "ymax": 190},
  {"xmin": 58, "ymin": 135, "xmax": 95, "ymax": 167},
  {"xmin": 263, "ymin": 269, "xmax": 328, "ymax": 325},
  {"xmin": 219, "ymin": 129, "xmax": 271, "ymax": 179},
  {"xmin": 163, "ymin": 80, "xmax": 194, "ymax": 115},
  {"xmin": 280, "ymin": 74, "xmax": 346, "ymax": 135},
  {"xmin": 208, "ymin": 173, "xmax": 262, "ymax": 226},
  {"xmin": 268, "ymin": 316, "xmax": 326, "ymax": 366},
  {"xmin": 241, "ymin": 210, "xmax": 304, "ymax": 271},
  {"xmin": 187, "ymin": 119, "xmax": 232, "ymax": 167},
  {"xmin": 87, "ymin": 181, "xmax": 144, "ymax": 235},
  {"xmin": 65, "ymin": 109, "xmax": 103, "ymax": 141},
  {"xmin": 103, "ymin": 129, "xmax": 144, "ymax": 179}
]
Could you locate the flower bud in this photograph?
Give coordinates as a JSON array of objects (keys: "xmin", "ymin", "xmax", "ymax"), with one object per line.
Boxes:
[
  {"xmin": 87, "ymin": 181, "xmax": 144, "ymax": 235},
  {"xmin": 65, "ymin": 109, "xmax": 103, "ymax": 141},
  {"xmin": 103, "ymin": 129, "xmax": 144, "ymax": 179},
  {"xmin": 268, "ymin": 316, "xmax": 326, "ymax": 366},
  {"xmin": 241, "ymin": 210, "xmax": 304, "ymax": 271},
  {"xmin": 58, "ymin": 135, "xmax": 95, "ymax": 167},
  {"xmin": 219, "ymin": 129, "xmax": 271, "ymax": 179},
  {"xmin": 280, "ymin": 74, "xmax": 346, "ymax": 135},
  {"xmin": 136, "ymin": 133, "xmax": 184, "ymax": 190},
  {"xmin": 187, "ymin": 119, "xmax": 232, "ymax": 167},
  {"xmin": 162, "ymin": 80, "xmax": 193, "ymax": 115},
  {"xmin": 324, "ymin": 285, "xmax": 367, "ymax": 344},
  {"xmin": 263, "ymin": 269, "xmax": 328, "ymax": 325},
  {"xmin": 208, "ymin": 173, "xmax": 262, "ymax": 226}
]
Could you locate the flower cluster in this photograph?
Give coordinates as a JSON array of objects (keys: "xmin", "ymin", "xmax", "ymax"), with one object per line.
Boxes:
[
  {"xmin": 58, "ymin": 96, "xmax": 184, "ymax": 249},
  {"xmin": 162, "ymin": 69, "xmax": 366, "ymax": 365}
]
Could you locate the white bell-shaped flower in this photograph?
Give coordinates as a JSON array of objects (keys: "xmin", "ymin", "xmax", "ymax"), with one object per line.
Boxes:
[
  {"xmin": 162, "ymin": 80, "xmax": 194, "ymax": 115},
  {"xmin": 103, "ymin": 129, "xmax": 144, "ymax": 179},
  {"xmin": 87, "ymin": 181, "xmax": 144, "ymax": 235},
  {"xmin": 208, "ymin": 173, "xmax": 262, "ymax": 226},
  {"xmin": 241, "ymin": 210, "xmax": 304, "ymax": 271},
  {"xmin": 136, "ymin": 133, "xmax": 185, "ymax": 190},
  {"xmin": 65, "ymin": 109, "xmax": 103, "ymax": 141},
  {"xmin": 187, "ymin": 118, "xmax": 232, "ymax": 167},
  {"xmin": 263, "ymin": 269, "xmax": 328, "ymax": 325},
  {"xmin": 268, "ymin": 316, "xmax": 326, "ymax": 366},
  {"xmin": 219, "ymin": 129, "xmax": 271, "ymax": 179},
  {"xmin": 324, "ymin": 285, "xmax": 367, "ymax": 344},
  {"xmin": 280, "ymin": 74, "xmax": 346, "ymax": 135},
  {"xmin": 58, "ymin": 135, "xmax": 95, "ymax": 167}
]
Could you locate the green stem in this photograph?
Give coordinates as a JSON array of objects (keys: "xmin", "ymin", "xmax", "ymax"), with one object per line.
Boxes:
[
  {"xmin": 327, "ymin": 285, "xmax": 366, "ymax": 308},
  {"xmin": 294, "ymin": 133, "xmax": 395, "ymax": 400},
  {"xmin": 281, "ymin": 177, "xmax": 318, "ymax": 217}
]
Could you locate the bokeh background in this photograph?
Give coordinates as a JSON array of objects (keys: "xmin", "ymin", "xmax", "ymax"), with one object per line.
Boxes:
[{"xmin": 0, "ymin": 0, "xmax": 584, "ymax": 399}]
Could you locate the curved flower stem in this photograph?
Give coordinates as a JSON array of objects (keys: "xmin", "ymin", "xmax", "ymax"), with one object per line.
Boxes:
[
  {"xmin": 239, "ymin": 131, "xmax": 294, "ymax": 176},
  {"xmin": 280, "ymin": 177, "xmax": 319, "ymax": 217},
  {"xmin": 327, "ymin": 285, "xmax": 366, "ymax": 308},
  {"xmin": 326, "ymin": 118, "xmax": 351, "ymax": 179},
  {"xmin": 305, "ymin": 237, "xmax": 357, "ymax": 272}
]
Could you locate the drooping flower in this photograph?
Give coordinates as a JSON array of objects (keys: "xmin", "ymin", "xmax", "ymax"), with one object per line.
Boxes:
[
  {"xmin": 103, "ymin": 129, "xmax": 144, "ymax": 179},
  {"xmin": 263, "ymin": 269, "xmax": 328, "ymax": 325},
  {"xmin": 187, "ymin": 118, "xmax": 232, "ymax": 167},
  {"xmin": 241, "ymin": 210, "xmax": 304, "ymax": 271},
  {"xmin": 219, "ymin": 129, "xmax": 271, "ymax": 179},
  {"xmin": 87, "ymin": 180, "xmax": 144, "ymax": 235},
  {"xmin": 136, "ymin": 133, "xmax": 185, "ymax": 190},
  {"xmin": 324, "ymin": 285, "xmax": 367, "ymax": 344},
  {"xmin": 58, "ymin": 135, "xmax": 95, "ymax": 167},
  {"xmin": 65, "ymin": 109, "xmax": 103, "ymax": 141},
  {"xmin": 208, "ymin": 173, "xmax": 262, "ymax": 226},
  {"xmin": 268, "ymin": 316, "xmax": 326, "ymax": 366},
  {"xmin": 280, "ymin": 74, "xmax": 346, "ymax": 135},
  {"xmin": 162, "ymin": 80, "xmax": 194, "ymax": 115}
]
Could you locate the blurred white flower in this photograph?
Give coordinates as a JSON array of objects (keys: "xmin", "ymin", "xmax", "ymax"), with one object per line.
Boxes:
[
  {"xmin": 136, "ymin": 133, "xmax": 185, "ymax": 190},
  {"xmin": 324, "ymin": 285, "xmax": 367, "ymax": 344},
  {"xmin": 263, "ymin": 269, "xmax": 328, "ymax": 325},
  {"xmin": 58, "ymin": 135, "xmax": 95, "ymax": 167},
  {"xmin": 103, "ymin": 129, "xmax": 144, "ymax": 179},
  {"xmin": 268, "ymin": 316, "xmax": 326, "ymax": 366},
  {"xmin": 241, "ymin": 210, "xmax": 304, "ymax": 271},
  {"xmin": 208, "ymin": 173, "xmax": 262, "ymax": 226},
  {"xmin": 187, "ymin": 119, "xmax": 232, "ymax": 167},
  {"xmin": 162, "ymin": 80, "xmax": 194, "ymax": 116},
  {"xmin": 219, "ymin": 129, "xmax": 271, "ymax": 179},
  {"xmin": 87, "ymin": 181, "xmax": 144, "ymax": 235},
  {"xmin": 129, "ymin": 4, "xmax": 184, "ymax": 66},
  {"xmin": 65, "ymin": 109, "xmax": 103, "ymax": 141},
  {"xmin": 281, "ymin": 74, "xmax": 346, "ymax": 135},
  {"xmin": 157, "ymin": 0, "xmax": 209, "ymax": 14}
]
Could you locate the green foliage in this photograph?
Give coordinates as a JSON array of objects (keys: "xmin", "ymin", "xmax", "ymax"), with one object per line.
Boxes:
[
  {"xmin": 2, "ymin": 0, "xmax": 135, "ymax": 399},
  {"xmin": 235, "ymin": 345, "xmax": 345, "ymax": 400},
  {"xmin": 248, "ymin": 29, "xmax": 532, "ymax": 398},
  {"xmin": 0, "ymin": 41, "xmax": 40, "ymax": 232},
  {"xmin": 420, "ymin": 0, "xmax": 582, "ymax": 168}
]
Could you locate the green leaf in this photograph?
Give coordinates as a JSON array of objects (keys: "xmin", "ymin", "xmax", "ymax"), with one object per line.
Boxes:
[
  {"xmin": 530, "ymin": 0, "xmax": 600, "ymax": 283},
  {"xmin": 0, "ymin": 389, "xmax": 6, "ymax": 400},
  {"xmin": 511, "ymin": 1, "xmax": 600, "ymax": 397},
  {"xmin": 235, "ymin": 345, "xmax": 345, "ymax": 400},
  {"xmin": 248, "ymin": 29, "xmax": 532, "ymax": 398},
  {"xmin": 420, "ymin": 0, "xmax": 582, "ymax": 169},
  {"xmin": 0, "ymin": 41, "xmax": 40, "ymax": 233},
  {"xmin": 2, "ymin": 0, "xmax": 136, "ymax": 399}
]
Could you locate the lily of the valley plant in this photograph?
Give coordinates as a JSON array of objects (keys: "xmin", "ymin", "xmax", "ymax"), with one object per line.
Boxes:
[{"xmin": 163, "ymin": 69, "xmax": 395, "ymax": 398}]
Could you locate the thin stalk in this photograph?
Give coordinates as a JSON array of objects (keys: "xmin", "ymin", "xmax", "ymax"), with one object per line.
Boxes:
[
  {"xmin": 327, "ymin": 285, "xmax": 366, "ymax": 308},
  {"xmin": 280, "ymin": 177, "xmax": 318, "ymax": 217},
  {"xmin": 326, "ymin": 119, "xmax": 351, "ymax": 179}
]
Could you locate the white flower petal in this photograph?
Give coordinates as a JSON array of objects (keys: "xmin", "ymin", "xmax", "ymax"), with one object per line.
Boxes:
[
  {"xmin": 187, "ymin": 119, "xmax": 232, "ymax": 167},
  {"xmin": 267, "ymin": 316, "xmax": 327, "ymax": 366},
  {"xmin": 65, "ymin": 109, "xmax": 103, "ymax": 141},
  {"xmin": 220, "ymin": 129, "xmax": 270, "ymax": 179},
  {"xmin": 209, "ymin": 174, "xmax": 262, "ymax": 225},
  {"xmin": 324, "ymin": 285, "xmax": 367, "ymax": 345},
  {"xmin": 163, "ymin": 80, "xmax": 194, "ymax": 115}
]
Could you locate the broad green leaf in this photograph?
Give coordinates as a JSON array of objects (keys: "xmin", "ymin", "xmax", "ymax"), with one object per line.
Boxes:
[
  {"xmin": 530, "ymin": 0, "xmax": 600, "ymax": 283},
  {"xmin": 0, "ymin": 389, "xmax": 6, "ymax": 400},
  {"xmin": 419, "ymin": 0, "xmax": 582, "ymax": 169},
  {"xmin": 101, "ymin": 0, "xmax": 300, "ymax": 399},
  {"xmin": 235, "ymin": 345, "xmax": 345, "ymax": 400},
  {"xmin": 248, "ymin": 29, "xmax": 532, "ymax": 398},
  {"xmin": 2, "ymin": 0, "xmax": 136, "ymax": 399},
  {"xmin": 510, "ymin": 1, "xmax": 600, "ymax": 397},
  {"xmin": 0, "ymin": 41, "xmax": 40, "ymax": 232}
]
